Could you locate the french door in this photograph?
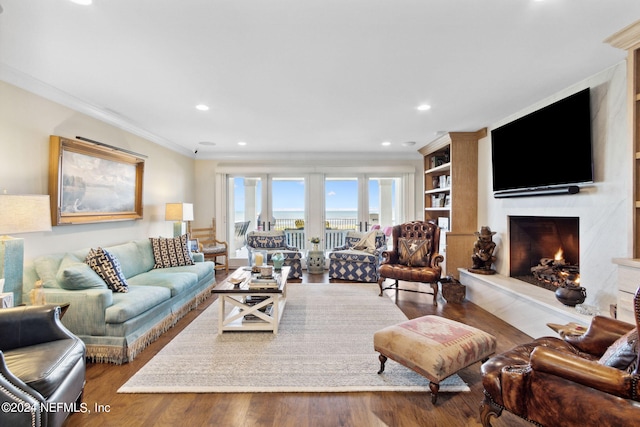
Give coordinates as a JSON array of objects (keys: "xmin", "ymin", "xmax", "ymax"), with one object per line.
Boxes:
[{"xmin": 225, "ymin": 172, "xmax": 407, "ymax": 257}]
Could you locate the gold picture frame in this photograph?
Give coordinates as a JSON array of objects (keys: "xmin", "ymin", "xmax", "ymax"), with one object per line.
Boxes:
[{"xmin": 49, "ymin": 135, "xmax": 144, "ymax": 225}]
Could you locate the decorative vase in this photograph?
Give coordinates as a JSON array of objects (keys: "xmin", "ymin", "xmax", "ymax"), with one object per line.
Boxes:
[
  {"xmin": 271, "ymin": 252, "xmax": 285, "ymax": 270},
  {"xmin": 555, "ymin": 285, "xmax": 587, "ymax": 306}
]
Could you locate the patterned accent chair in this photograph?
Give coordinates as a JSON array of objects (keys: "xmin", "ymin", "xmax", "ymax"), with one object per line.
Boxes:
[
  {"xmin": 246, "ymin": 230, "xmax": 303, "ymax": 279},
  {"xmin": 377, "ymin": 221, "xmax": 443, "ymax": 304},
  {"xmin": 479, "ymin": 286, "xmax": 640, "ymax": 427},
  {"xmin": 328, "ymin": 231, "xmax": 387, "ymax": 283}
]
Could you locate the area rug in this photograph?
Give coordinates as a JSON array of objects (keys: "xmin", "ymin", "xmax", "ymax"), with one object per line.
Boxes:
[{"xmin": 118, "ymin": 283, "xmax": 470, "ymax": 394}]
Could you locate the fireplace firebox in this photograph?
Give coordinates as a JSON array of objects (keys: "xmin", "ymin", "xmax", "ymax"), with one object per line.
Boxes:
[{"xmin": 509, "ymin": 216, "xmax": 579, "ymax": 291}]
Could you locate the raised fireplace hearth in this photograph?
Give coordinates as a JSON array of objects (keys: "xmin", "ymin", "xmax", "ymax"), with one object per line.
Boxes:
[{"xmin": 509, "ymin": 216, "xmax": 579, "ymax": 291}]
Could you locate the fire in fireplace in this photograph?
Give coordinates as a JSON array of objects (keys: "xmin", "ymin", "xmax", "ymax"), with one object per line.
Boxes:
[
  {"xmin": 530, "ymin": 248, "xmax": 580, "ymax": 289},
  {"xmin": 509, "ymin": 216, "xmax": 580, "ymax": 291}
]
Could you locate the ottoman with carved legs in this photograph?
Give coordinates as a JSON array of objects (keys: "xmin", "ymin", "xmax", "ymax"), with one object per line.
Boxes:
[{"xmin": 374, "ymin": 315, "xmax": 497, "ymax": 404}]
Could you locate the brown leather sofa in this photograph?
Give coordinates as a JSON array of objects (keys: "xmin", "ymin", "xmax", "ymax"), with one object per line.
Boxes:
[
  {"xmin": 480, "ymin": 287, "xmax": 640, "ymax": 427},
  {"xmin": 0, "ymin": 304, "xmax": 86, "ymax": 427},
  {"xmin": 377, "ymin": 220, "xmax": 443, "ymax": 304}
]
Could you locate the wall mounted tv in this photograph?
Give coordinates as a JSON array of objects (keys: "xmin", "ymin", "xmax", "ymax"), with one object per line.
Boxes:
[{"xmin": 491, "ymin": 88, "xmax": 593, "ymax": 198}]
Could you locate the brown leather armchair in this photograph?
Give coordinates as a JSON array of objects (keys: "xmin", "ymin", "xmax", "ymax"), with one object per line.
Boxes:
[
  {"xmin": 480, "ymin": 287, "xmax": 640, "ymax": 427},
  {"xmin": 377, "ymin": 221, "xmax": 443, "ymax": 304}
]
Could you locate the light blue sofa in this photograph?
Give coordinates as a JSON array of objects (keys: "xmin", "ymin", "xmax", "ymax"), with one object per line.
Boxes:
[{"xmin": 22, "ymin": 239, "xmax": 216, "ymax": 364}]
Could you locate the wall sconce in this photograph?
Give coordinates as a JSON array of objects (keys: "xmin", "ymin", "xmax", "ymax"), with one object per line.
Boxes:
[
  {"xmin": 0, "ymin": 195, "xmax": 52, "ymax": 305},
  {"xmin": 165, "ymin": 203, "xmax": 194, "ymax": 237}
]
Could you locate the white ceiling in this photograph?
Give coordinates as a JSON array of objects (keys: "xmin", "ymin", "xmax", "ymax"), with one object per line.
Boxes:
[{"xmin": 1, "ymin": 0, "xmax": 639, "ymax": 159}]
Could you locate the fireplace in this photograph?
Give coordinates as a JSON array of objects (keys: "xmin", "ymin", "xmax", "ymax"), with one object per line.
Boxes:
[{"xmin": 509, "ymin": 216, "xmax": 579, "ymax": 291}]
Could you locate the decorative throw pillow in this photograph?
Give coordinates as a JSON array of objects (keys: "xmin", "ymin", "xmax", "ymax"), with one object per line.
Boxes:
[
  {"xmin": 34, "ymin": 255, "xmax": 65, "ymax": 288},
  {"xmin": 398, "ymin": 238, "xmax": 430, "ymax": 267},
  {"xmin": 150, "ymin": 234, "xmax": 195, "ymax": 269},
  {"xmin": 598, "ymin": 328, "xmax": 638, "ymax": 373},
  {"xmin": 85, "ymin": 247, "xmax": 129, "ymax": 293},
  {"xmin": 352, "ymin": 231, "xmax": 379, "ymax": 254},
  {"xmin": 57, "ymin": 253, "xmax": 107, "ymax": 290}
]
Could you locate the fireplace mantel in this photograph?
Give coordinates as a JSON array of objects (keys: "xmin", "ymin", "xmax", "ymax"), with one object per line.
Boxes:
[{"xmin": 459, "ymin": 269, "xmax": 594, "ymax": 338}]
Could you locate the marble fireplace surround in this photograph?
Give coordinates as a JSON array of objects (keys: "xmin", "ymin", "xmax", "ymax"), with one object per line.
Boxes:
[
  {"xmin": 460, "ymin": 214, "xmax": 590, "ymax": 339},
  {"xmin": 459, "ymin": 270, "xmax": 592, "ymax": 338},
  {"xmin": 459, "ymin": 62, "xmax": 629, "ymax": 339}
]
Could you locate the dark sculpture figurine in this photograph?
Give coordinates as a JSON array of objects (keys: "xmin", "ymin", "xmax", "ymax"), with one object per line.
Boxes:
[{"xmin": 469, "ymin": 226, "xmax": 497, "ymax": 275}]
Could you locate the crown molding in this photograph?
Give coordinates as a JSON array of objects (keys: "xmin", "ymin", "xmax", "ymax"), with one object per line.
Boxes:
[
  {"xmin": 0, "ymin": 62, "xmax": 194, "ymax": 158},
  {"xmin": 605, "ymin": 19, "xmax": 640, "ymax": 50}
]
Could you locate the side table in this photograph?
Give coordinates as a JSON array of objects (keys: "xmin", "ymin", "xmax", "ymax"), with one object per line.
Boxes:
[
  {"xmin": 547, "ymin": 322, "xmax": 587, "ymax": 338},
  {"xmin": 307, "ymin": 250, "xmax": 325, "ymax": 274}
]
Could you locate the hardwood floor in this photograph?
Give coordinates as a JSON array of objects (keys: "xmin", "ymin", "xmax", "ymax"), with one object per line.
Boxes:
[{"xmin": 65, "ymin": 272, "xmax": 534, "ymax": 427}]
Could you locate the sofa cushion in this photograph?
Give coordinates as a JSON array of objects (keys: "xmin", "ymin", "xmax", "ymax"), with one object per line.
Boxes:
[
  {"xmin": 398, "ymin": 238, "xmax": 430, "ymax": 267},
  {"xmin": 150, "ymin": 234, "xmax": 195, "ymax": 268},
  {"xmin": 56, "ymin": 253, "xmax": 107, "ymax": 290},
  {"xmin": 103, "ymin": 240, "xmax": 155, "ymax": 279},
  {"xmin": 86, "ymin": 247, "xmax": 129, "ymax": 293},
  {"xmin": 598, "ymin": 328, "xmax": 638, "ymax": 372},
  {"xmin": 33, "ymin": 253, "xmax": 66, "ymax": 288},
  {"xmin": 3, "ymin": 338, "xmax": 85, "ymax": 399},
  {"xmin": 128, "ymin": 271, "xmax": 198, "ymax": 297},
  {"xmin": 105, "ymin": 285, "xmax": 172, "ymax": 323}
]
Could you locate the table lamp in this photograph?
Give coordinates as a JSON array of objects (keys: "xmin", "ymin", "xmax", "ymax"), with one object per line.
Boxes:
[
  {"xmin": 0, "ymin": 195, "xmax": 52, "ymax": 305},
  {"xmin": 165, "ymin": 202, "xmax": 194, "ymax": 237}
]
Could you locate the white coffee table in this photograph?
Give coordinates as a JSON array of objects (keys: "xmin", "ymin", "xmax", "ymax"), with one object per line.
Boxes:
[{"xmin": 212, "ymin": 266, "xmax": 289, "ymax": 334}]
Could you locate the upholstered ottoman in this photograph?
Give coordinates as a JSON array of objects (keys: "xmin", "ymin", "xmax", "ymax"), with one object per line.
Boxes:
[{"xmin": 374, "ymin": 315, "xmax": 497, "ymax": 404}]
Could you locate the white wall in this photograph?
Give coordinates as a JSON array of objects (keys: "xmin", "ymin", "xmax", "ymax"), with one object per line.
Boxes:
[
  {"xmin": 0, "ymin": 81, "xmax": 197, "ymax": 262},
  {"xmin": 477, "ymin": 61, "xmax": 630, "ymax": 310}
]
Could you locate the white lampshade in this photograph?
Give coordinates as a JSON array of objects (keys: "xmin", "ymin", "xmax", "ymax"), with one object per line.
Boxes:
[
  {"xmin": 165, "ymin": 203, "xmax": 194, "ymax": 222},
  {"xmin": 0, "ymin": 195, "xmax": 52, "ymax": 235}
]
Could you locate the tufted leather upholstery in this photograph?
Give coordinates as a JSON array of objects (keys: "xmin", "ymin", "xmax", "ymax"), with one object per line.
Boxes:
[
  {"xmin": 479, "ymin": 287, "xmax": 640, "ymax": 427},
  {"xmin": 377, "ymin": 221, "xmax": 443, "ymax": 303}
]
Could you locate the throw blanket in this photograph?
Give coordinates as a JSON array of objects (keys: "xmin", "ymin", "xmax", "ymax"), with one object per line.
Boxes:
[{"xmin": 352, "ymin": 231, "xmax": 378, "ymax": 254}]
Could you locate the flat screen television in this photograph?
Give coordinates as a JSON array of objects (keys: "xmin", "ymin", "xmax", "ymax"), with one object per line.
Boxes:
[{"xmin": 491, "ymin": 88, "xmax": 593, "ymax": 198}]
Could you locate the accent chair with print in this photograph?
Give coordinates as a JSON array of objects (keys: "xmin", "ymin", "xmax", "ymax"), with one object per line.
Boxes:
[
  {"xmin": 329, "ymin": 230, "xmax": 387, "ymax": 283},
  {"xmin": 246, "ymin": 230, "xmax": 303, "ymax": 279}
]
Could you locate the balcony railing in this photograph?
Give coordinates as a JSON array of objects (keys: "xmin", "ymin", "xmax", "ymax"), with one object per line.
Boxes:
[
  {"xmin": 274, "ymin": 218, "xmax": 358, "ymax": 231},
  {"xmin": 284, "ymin": 229, "xmax": 348, "ymax": 251}
]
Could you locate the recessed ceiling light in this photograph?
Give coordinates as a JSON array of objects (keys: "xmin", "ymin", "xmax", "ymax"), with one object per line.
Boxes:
[
  {"xmin": 381, "ymin": 141, "xmax": 391, "ymax": 146},
  {"xmin": 402, "ymin": 141, "xmax": 416, "ymax": 147},
  {"xmin": 416, "ymin": 104, "xmax": 431, "ymax": 111},
  {"xmin": 198, "ymin": 141, "xmax": 216, "ymax": 146},
  {"xmin": 70, "ymin": 0, "xmax": 92, "ymax": 5},
  {"xmin": 195, "ymin": 104, "xmax": 209, "ymax": 111},
  {"xmin": 237, "ymin": 141, "xmax": 247, "ymax": 146}
]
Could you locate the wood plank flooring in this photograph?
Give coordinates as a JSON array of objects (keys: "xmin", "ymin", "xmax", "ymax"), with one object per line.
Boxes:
[{"xmin": 65, "ymin": 272, "xmax": 535, "ymax": 427}]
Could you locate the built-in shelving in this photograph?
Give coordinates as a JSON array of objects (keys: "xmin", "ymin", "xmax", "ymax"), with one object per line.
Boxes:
[{"xmin": 418, "ymin": 129, "xmax": 486, "ymax": 279}]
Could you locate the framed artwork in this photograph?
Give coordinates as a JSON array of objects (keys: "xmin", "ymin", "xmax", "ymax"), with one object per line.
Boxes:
[
  {"xmin": 49, "ymin": 135, "xmax": 145, "ymax": 225},
  {"xmin": 188, "ymin": 239, "xmax": 200, "ymax": 253}
]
